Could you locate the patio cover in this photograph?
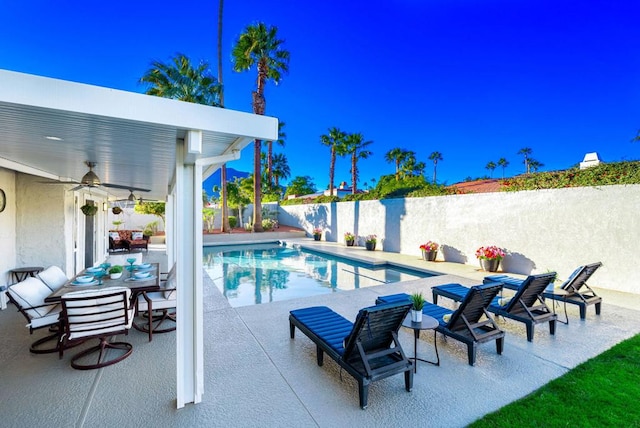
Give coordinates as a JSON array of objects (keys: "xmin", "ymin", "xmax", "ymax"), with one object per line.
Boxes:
[{"xmin": 0, "ymin": 68, "xmax": 278, "ymax": 407}]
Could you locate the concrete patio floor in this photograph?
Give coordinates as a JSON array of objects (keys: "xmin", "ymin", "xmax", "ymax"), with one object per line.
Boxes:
[{"xmin": 2, "ymin": 238, "xmax": 639, "ymax": 427}]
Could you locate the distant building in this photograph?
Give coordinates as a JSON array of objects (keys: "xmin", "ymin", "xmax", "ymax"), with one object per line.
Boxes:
[{"xmin": 579, "ymin": 152, "xmax": 603, "ymax": 169}]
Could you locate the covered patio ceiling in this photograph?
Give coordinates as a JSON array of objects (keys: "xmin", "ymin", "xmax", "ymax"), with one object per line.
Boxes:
[{"xmin": 0, "ymin": 69, "xmax": 276, "ymax": 201}]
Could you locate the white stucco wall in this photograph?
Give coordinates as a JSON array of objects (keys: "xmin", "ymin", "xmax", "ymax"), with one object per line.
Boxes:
[
  {"xmin": 279, "ymin": 185, "xmax": 640, "ymax": 294},
  {"xmin": 0, "ymin": 168, "xmax": 17, "ymax": 287},
  {"xmin": 15, "ymin": 174, "xmax": 71, "ymax": 272}
]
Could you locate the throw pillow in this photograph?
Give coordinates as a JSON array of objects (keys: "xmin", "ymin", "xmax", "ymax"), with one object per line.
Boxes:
[
  {"xmin": 109, "ymin": 231, "xmax": 120, "ymax": 241},
  {"xmin": 131, "ymin": 231, "xmax": 143, "ymax": 240}
]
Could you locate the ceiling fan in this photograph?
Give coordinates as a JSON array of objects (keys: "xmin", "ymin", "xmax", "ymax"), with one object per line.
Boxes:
[
  {"xmin": 42, "ymin": 161, "xmax": 151, "ymax": 193},
  {"xmin": 112, "ymin": 190, "xmax": 159, "ymax": 205}
]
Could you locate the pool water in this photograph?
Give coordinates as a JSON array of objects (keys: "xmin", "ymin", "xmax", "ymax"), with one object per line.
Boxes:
[{"xmin": 203, "ymin": 243, "xmax": 434, "ymax": 307}]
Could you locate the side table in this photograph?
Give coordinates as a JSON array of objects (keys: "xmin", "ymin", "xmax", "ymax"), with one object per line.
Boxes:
[
  {"xmin": 9, "ymin": 266, "xmax": 44, "ymax": 284},
  {"xmin": 547, "ymin": 288, "xmax": 570, "ymax": 324},
  {"xmin": 402, "ymin": 314, "xmax": 440, "ymax": 373}
]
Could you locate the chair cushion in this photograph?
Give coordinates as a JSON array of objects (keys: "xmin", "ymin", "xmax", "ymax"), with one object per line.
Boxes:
[
  {"xmin": 29, "ymin": 305, "xmax": 62, "ymax": 329},
  {"xmin": 38, "ymin": 266, "xmax": 68, "ymax": 292},
  {"xmin": 289, "ymin": 306, "xmax": 353, "ymax": 356},
  {"xmin": 163, "ymin": 266, "xmax": 177, "ymax": 300},
  {"xmin": 63, "ymin": 287, "xmax": 133, "ymax": 340},
  {"xmin": 7, "ymin": 277, "xmax": 58, "ymax": 319},
  {"xmin": 131, "ymin": 231, "xmax": 144, "ymax": 240},
  {"xmin": 109, "ymin": 231, "xmax": 121, "ymax": 241},
  {"xmin": 137, "ymin": 292, "xmax": 176, "ymax": 311}
]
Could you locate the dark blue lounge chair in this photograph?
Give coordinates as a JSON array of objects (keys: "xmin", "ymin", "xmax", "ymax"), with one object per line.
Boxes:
[
  {"xmin": 484, "ymin": 262, "xmax": 603, "ymax": 320},
  {"xmin": 433, "ymin": 273, "xmax": 557, "ymax": 342},
  {"xmin": 289, "ymin": 301, "xmax": 413, "ymax": 409},
  {"xmin": 377, "ymin": 282, "xmax": 505, "ymax": 366}
]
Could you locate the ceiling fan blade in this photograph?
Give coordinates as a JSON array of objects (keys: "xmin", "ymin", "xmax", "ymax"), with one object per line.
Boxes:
[{"xmin": 102, "ymin": 183, "xmax": 151, "ymax": 192}]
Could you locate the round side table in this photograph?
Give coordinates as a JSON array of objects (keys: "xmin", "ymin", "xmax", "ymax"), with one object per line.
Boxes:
[{"xmin": 402, "ymin": 314, "xmax": 440, "ymax": 373}]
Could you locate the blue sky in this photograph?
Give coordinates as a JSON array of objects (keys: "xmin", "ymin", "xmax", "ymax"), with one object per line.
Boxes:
[{"xmin": 2, "ymin": 0, "xmax": 639, "ymax": 189}]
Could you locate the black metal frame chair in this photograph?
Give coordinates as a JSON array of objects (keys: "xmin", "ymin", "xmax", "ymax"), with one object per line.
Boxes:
[
  {"xmin": 133, "ymin": 265, "xmax": 176, "ymax": 341},
  {"xmin": 289, "ymin": 301, "xmax": 413, "ymax": 409},
  {"xmin": 60, "ymin": 286, "xmax": 134, "ymax": 370}
]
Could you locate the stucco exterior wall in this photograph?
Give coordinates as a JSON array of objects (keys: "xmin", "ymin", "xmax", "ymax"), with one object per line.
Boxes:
[
  {"xmin": 0, "ymin": 168, "xmax": 17, "ymax": 287},
  {"xmin": 15, "ymin": 174, "xmax": 71, "ymax": 273},
  {"xmin": 279, "ymin": 185, "xmax": 640, "ymax": 294}
]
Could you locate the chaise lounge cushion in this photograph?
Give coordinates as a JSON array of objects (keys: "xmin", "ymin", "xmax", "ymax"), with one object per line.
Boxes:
[{"xmin": 7, "ymin": 277, "xmax": 59, "ymax": 320}]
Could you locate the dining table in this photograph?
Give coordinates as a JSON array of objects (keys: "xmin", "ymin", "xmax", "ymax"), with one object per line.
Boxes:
[{"xmin": 45, "ymin": 263, "xmax": 160, "ymax": 304}]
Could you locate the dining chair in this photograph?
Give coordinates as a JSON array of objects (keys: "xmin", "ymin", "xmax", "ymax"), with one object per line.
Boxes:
[
  {"xmin": 37, "ymin": 265, "xmax": 69, "ymax": 292},
  {"xmin": 59, "ymin": 286, "xmax": 135, "ymax": 370},
  {"xmin": 134, "ymin": 264, "xmax": 176, "ymax": 341},
  {"xmin": 6, "ymin": 277, "xmax": 63, "ymax": 354}
]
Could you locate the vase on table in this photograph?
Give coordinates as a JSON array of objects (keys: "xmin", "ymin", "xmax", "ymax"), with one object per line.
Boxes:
[
  {"xmin": 480, "ymin": 258, "xmax": 500, "ymax": 272},
  {"xmin": 410, "ymin": 309, "xmax": 422, "ymax": 323},
  {"xmin": 365, "ymin": 242, "xmax": 376, "ymax": 251},
  {"xmin": 422, "ymin": 250, "xmax": 437, "ymax": 261}
]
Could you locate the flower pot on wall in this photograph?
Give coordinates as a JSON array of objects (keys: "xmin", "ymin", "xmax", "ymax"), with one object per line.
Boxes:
[
  {"xmin": 345, "ymin": 240, "xmax": 355, "ymax": 247},
  {"xmin": 480, "ymin": 258, "xmax": 500, "ymax": 272},
  {"xmin": 313, "ymin": 234, "xmax": 321, "ymax": 241},
  {"xmin": 422, "ymin": 250, "xmax": 437, "ymax": 261},
  {"xmin": 365, "ymin": 242, "xmax": 376, "ymax": 251}
]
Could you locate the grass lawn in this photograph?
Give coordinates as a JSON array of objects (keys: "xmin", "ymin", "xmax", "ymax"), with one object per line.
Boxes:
[{"xmin": 470, "ymin": 334, "xmax": 640, "ymax": 427}]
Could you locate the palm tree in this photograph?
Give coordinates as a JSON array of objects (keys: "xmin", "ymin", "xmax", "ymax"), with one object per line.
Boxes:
[
  {"xmin": 345, "ymin": 133, "xmax": 373, "ymax": 194},
  {"xmin": 518, "ymin": 147, "xmax": 532, "ymax": 174},
  {"xmin": 497, "ymin": 157, "xmax": 509, "ymax": 179},
  {"xmin": 266, "ymin": 121, "xmax": 286, "ymax": 187},
  {"xmin": 384, "ymin": 147, "xmax": 410, "ymax": 181},
  {"xmin": 232, "ymin": 22, "xmax": 290, "ymax": 232},
  {"xmin": 428, "ymin": 151, "xmax": 443, "ymax": 183},
  {"xmin": 271, "ymin": 152, "xmax": 290, "ymax": 188},
  {"xmin": 320, "ymin": 127, "xmax": 347, "ymax": 196},
  {"xmin": 140, "ymin": 54, "xmax": 221, "ymax": 106},
  {"xmin": 486, "ymin": 161, "xmax": 497, "ymax": 178},
  {"xmin": 528, "ymin": 159, "xmax": 544, "ymax": 172}
]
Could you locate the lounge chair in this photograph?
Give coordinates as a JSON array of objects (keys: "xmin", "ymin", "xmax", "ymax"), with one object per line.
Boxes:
[
  {"xmin": 433, "ymin": 273, "xmax": 557, "ymax": 342},
  {"xmin": 485, "ymin": 262, "xmax": 603, "ymax": 319},
  {"xmin": 289, "ymin": 301, "xmax": 413, "ymax": 409},
  {"xmin": 377, "ymin": 282, "xmax": 505, "ymax": 366}
]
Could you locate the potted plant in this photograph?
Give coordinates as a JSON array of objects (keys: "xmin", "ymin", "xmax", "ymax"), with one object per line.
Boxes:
[
  {"xmin": 344, "ymin": 232, "xmax": 355, "ymax": 246},
  {"xmin": 475, "ymin": 245, "xmax": 505, "ymax": 272},
  {"xmin": 111, "ymin": 206, "xmax": 123, "ymax": 215},
  {"xmin": 410, "ymin": 292, "xmax": 425, "ymax": 322},
  {"xmin": 108, "ymin": 265, "xmax": 123, "ymax": 279},
  {"xmin": 80, "ymin": 203, "xmax": 98, "ymax": 216},
  {"xmin": 419, "ymin": 241, "xmax": 439, "ymax": 261},
  {"xmin": 312, "ymin": 227, "xmax": 322, "ymax": 241},
  {"xmin": 364, "ymin": 234, "xmax": 377, "ymax": 251}
]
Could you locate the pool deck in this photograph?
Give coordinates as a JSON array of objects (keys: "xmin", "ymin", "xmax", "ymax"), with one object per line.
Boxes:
[{"xmin": 1, "ymin": 238, "xmax": 639, "ymax": 427}]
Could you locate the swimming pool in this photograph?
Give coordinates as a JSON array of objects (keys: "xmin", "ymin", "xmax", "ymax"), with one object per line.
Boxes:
[{"xmin": 203, "ymin": 243, "xmax": 435, "ymax": 307}]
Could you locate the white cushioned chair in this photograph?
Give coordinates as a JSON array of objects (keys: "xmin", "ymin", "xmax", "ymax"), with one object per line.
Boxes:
[
  {"xmin": 60, "ymin": 286, "xmax": 135, "ymax": 370},
  {"xmin": 6, "ymin": 277, "xmax": 63, "ymax": 354},
  {"xmin": 37, "ymin": 266, "xmax": 69, "ymax": 292},
  {"xmin": 134, "ymin": 264, "xmax": 176, "ymax": 341}
]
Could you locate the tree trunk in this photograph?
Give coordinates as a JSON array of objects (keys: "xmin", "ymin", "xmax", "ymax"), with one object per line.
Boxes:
[
  {"xmin": 267, "ymin": 140, "xmax": 273, "ymax": 187},
  {"xmin": 329, "ymin": 147, "xmax": 336, "ymax": 196},
  {"xmin": 253, "ymin": 139, "xmax": 263, "ymax": 232},
  {"xmin": 220, "ymin": 165, "xmax": 230, "ymax": 232},
  {"xmin": 352, "ymin": 152, "xmax": 357, "ymax": 194}
]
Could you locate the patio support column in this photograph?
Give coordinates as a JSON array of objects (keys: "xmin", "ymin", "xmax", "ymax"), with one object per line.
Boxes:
[{"xmin": 175, "ymin": 138, "xmax": 205, "ymax": 408}]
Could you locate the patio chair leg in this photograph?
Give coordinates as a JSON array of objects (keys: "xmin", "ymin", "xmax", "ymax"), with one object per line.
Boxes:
[
  {"xmin": 549, "ymin": 319, "xmax": 556, "ymax": 336},
  {"xmin": 358, "ymin": 380, "xmax": 369, "ymax": 410},
  {"xmin": 316, "ymin": 345, "xmax": 324, "ymax": 366},
  {"xmin": 289, "ymin": 322, "xmax": 296, "ymax": 339},
  {"xmin": 404, "ymin": 368, "xmax": 413, "ymax": 392},
  {"xmin": 496, "ymin": 337, "xmax": 504, "ymax": 355},
  {"xmin": 595, "ymin": 302, "xmax": 602, "ymax": 316},
  {"xmin": 467, "ymin": 343, "xmax": 477, "ymax": 366},
  {"xmin": 579, "ymin": 304, "xmax": 587, "ymax": 320},
  {"xmin": 526, "ymin": 323, "xmax": 534, "ymax": 342}
]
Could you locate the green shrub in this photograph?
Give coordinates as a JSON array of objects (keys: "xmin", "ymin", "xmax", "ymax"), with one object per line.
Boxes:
[
  {"xmin": 109, "ymin": 265, "xmax": 123, "ymax": 274},
  {"xmin": 262, "ymin": 218, "xmax": 275, "ymax": 230},
  {"xmin": 228, "ymin": 216, "xmax": 237, "ymax": 228}
]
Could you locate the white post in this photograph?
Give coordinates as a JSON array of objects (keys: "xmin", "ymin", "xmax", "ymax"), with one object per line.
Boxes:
[{"xmin": 175, "ymin": 139, "xmax": 205, "ymax": 407}]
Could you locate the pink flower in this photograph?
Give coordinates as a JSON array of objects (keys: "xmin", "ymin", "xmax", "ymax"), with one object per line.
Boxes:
[
  {"xmin": 419, "ymin": 241, "xmax": 439, "ymax": 251},
  {"xmin": 475, "ymin": 245, "xmax": 505, "ymax": 260}
]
